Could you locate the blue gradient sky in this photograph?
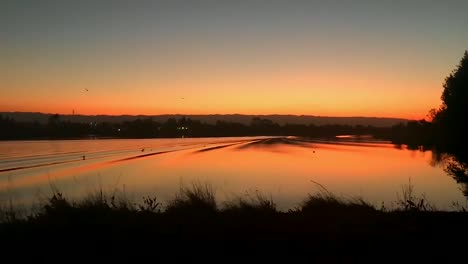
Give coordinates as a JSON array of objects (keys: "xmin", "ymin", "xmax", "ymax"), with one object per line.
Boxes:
[{"xmin": 1, "ymin": 1, "xmax": 467, "ymax": 118}]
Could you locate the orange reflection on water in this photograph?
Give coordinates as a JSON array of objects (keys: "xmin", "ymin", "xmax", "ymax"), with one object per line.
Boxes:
[{"xmin": 0, "ymin": 137, "xmax": 465, "ymax": 210}]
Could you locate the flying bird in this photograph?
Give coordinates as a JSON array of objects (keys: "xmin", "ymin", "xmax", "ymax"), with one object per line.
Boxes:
[{"xmin": 85, "ymin": 88, "xmax": 89, "ymax": 92}]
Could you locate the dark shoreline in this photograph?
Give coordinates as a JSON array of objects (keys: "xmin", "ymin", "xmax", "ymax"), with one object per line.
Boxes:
[{"xmin": 2, "ymin": 184, "xmax": 468, "ymax": 259}]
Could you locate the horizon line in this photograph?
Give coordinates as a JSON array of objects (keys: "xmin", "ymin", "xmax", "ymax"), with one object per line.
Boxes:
[{"xmin": 1, "ymin": 111, "xmax": 414, "ymax": 120}]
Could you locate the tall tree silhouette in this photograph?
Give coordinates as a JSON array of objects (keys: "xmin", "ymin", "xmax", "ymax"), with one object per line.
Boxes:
[{"xmin": 433, "ymin": 51, "xmax": 468, "ymax": 147}]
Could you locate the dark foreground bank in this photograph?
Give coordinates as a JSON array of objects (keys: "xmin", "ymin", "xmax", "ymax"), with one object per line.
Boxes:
[{"xmin": 1, "ymin": 183, "xmax": 468, "ymax": 261}]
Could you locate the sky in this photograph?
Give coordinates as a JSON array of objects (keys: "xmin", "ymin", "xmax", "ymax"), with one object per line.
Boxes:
[{"xmin": 1, "ymin": 1, "xmax": 468, "ymax": 119}]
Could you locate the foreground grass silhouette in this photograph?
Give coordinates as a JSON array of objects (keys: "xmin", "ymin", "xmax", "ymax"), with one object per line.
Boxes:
[{"xmin": 1, "ymin": 182, "xmax": 468, "ymax": 260}]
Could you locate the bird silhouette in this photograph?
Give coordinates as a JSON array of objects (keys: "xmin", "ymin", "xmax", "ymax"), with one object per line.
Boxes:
[{"xmin": 85, "ymin": 88, "xmax": 89, "ymax": 92}]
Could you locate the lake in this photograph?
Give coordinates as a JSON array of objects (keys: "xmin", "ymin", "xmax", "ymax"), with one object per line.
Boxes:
[{"xmin": 0, "ymin": 137, "xmax": 466, "ymax": 210}]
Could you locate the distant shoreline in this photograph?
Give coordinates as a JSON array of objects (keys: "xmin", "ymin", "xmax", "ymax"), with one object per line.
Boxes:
[
  {"xmin": 0, "ymin": 135, "xmax": 392, "ymax": 143},
  {"xmin": 0, "ymin": 111, "xmax": 410, "ymax": 126}
]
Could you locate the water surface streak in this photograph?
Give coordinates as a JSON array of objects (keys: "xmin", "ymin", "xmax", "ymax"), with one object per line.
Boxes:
[{"xmin": 0, "ymin": 137, "xmax": 465, "ymax": 210}]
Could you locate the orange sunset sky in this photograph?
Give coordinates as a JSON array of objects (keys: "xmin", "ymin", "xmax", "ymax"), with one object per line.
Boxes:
[{"xmin": 1, "ymin": 1, "xmax": 468, "ymax": 120}]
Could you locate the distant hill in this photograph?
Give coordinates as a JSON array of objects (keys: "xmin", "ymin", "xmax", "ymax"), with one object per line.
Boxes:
[{"xmin": 0, "ymin": 112, "xmax": 410, "ymax": 127}]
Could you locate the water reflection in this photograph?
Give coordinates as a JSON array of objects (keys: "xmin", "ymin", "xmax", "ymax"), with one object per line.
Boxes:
[
  {"xmin": 430, "ymin": 150, "xmax": 468, "ymax": 197},
  {"xmin": 0, "ymin": 137, "xmax": 466, "ymax": 210}
]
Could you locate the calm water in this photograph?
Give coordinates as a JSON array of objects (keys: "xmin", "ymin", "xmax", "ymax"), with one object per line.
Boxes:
[{"xmin": 0, "ymin": 137, "xmax": 466, "ymax": 210}]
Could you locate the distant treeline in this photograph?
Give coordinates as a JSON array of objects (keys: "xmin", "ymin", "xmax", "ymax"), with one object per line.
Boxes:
[{"xmin": 0, "ymin": 114, "xmax": 400, "ymax": 140}]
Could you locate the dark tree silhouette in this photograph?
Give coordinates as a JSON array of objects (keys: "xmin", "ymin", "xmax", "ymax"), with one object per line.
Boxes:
[
  {"xmin": 425, "ymin": 51, "xmax": 468, "ymax": 196},
  {"xmin": 432, "ymin": 51, "xmax": 468, "ymax": 147}
]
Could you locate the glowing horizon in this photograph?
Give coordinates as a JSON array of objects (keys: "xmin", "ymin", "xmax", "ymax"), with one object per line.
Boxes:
[{"xmin": 2, "ymin": 1, "xmax": 467, "ymax": 120}]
